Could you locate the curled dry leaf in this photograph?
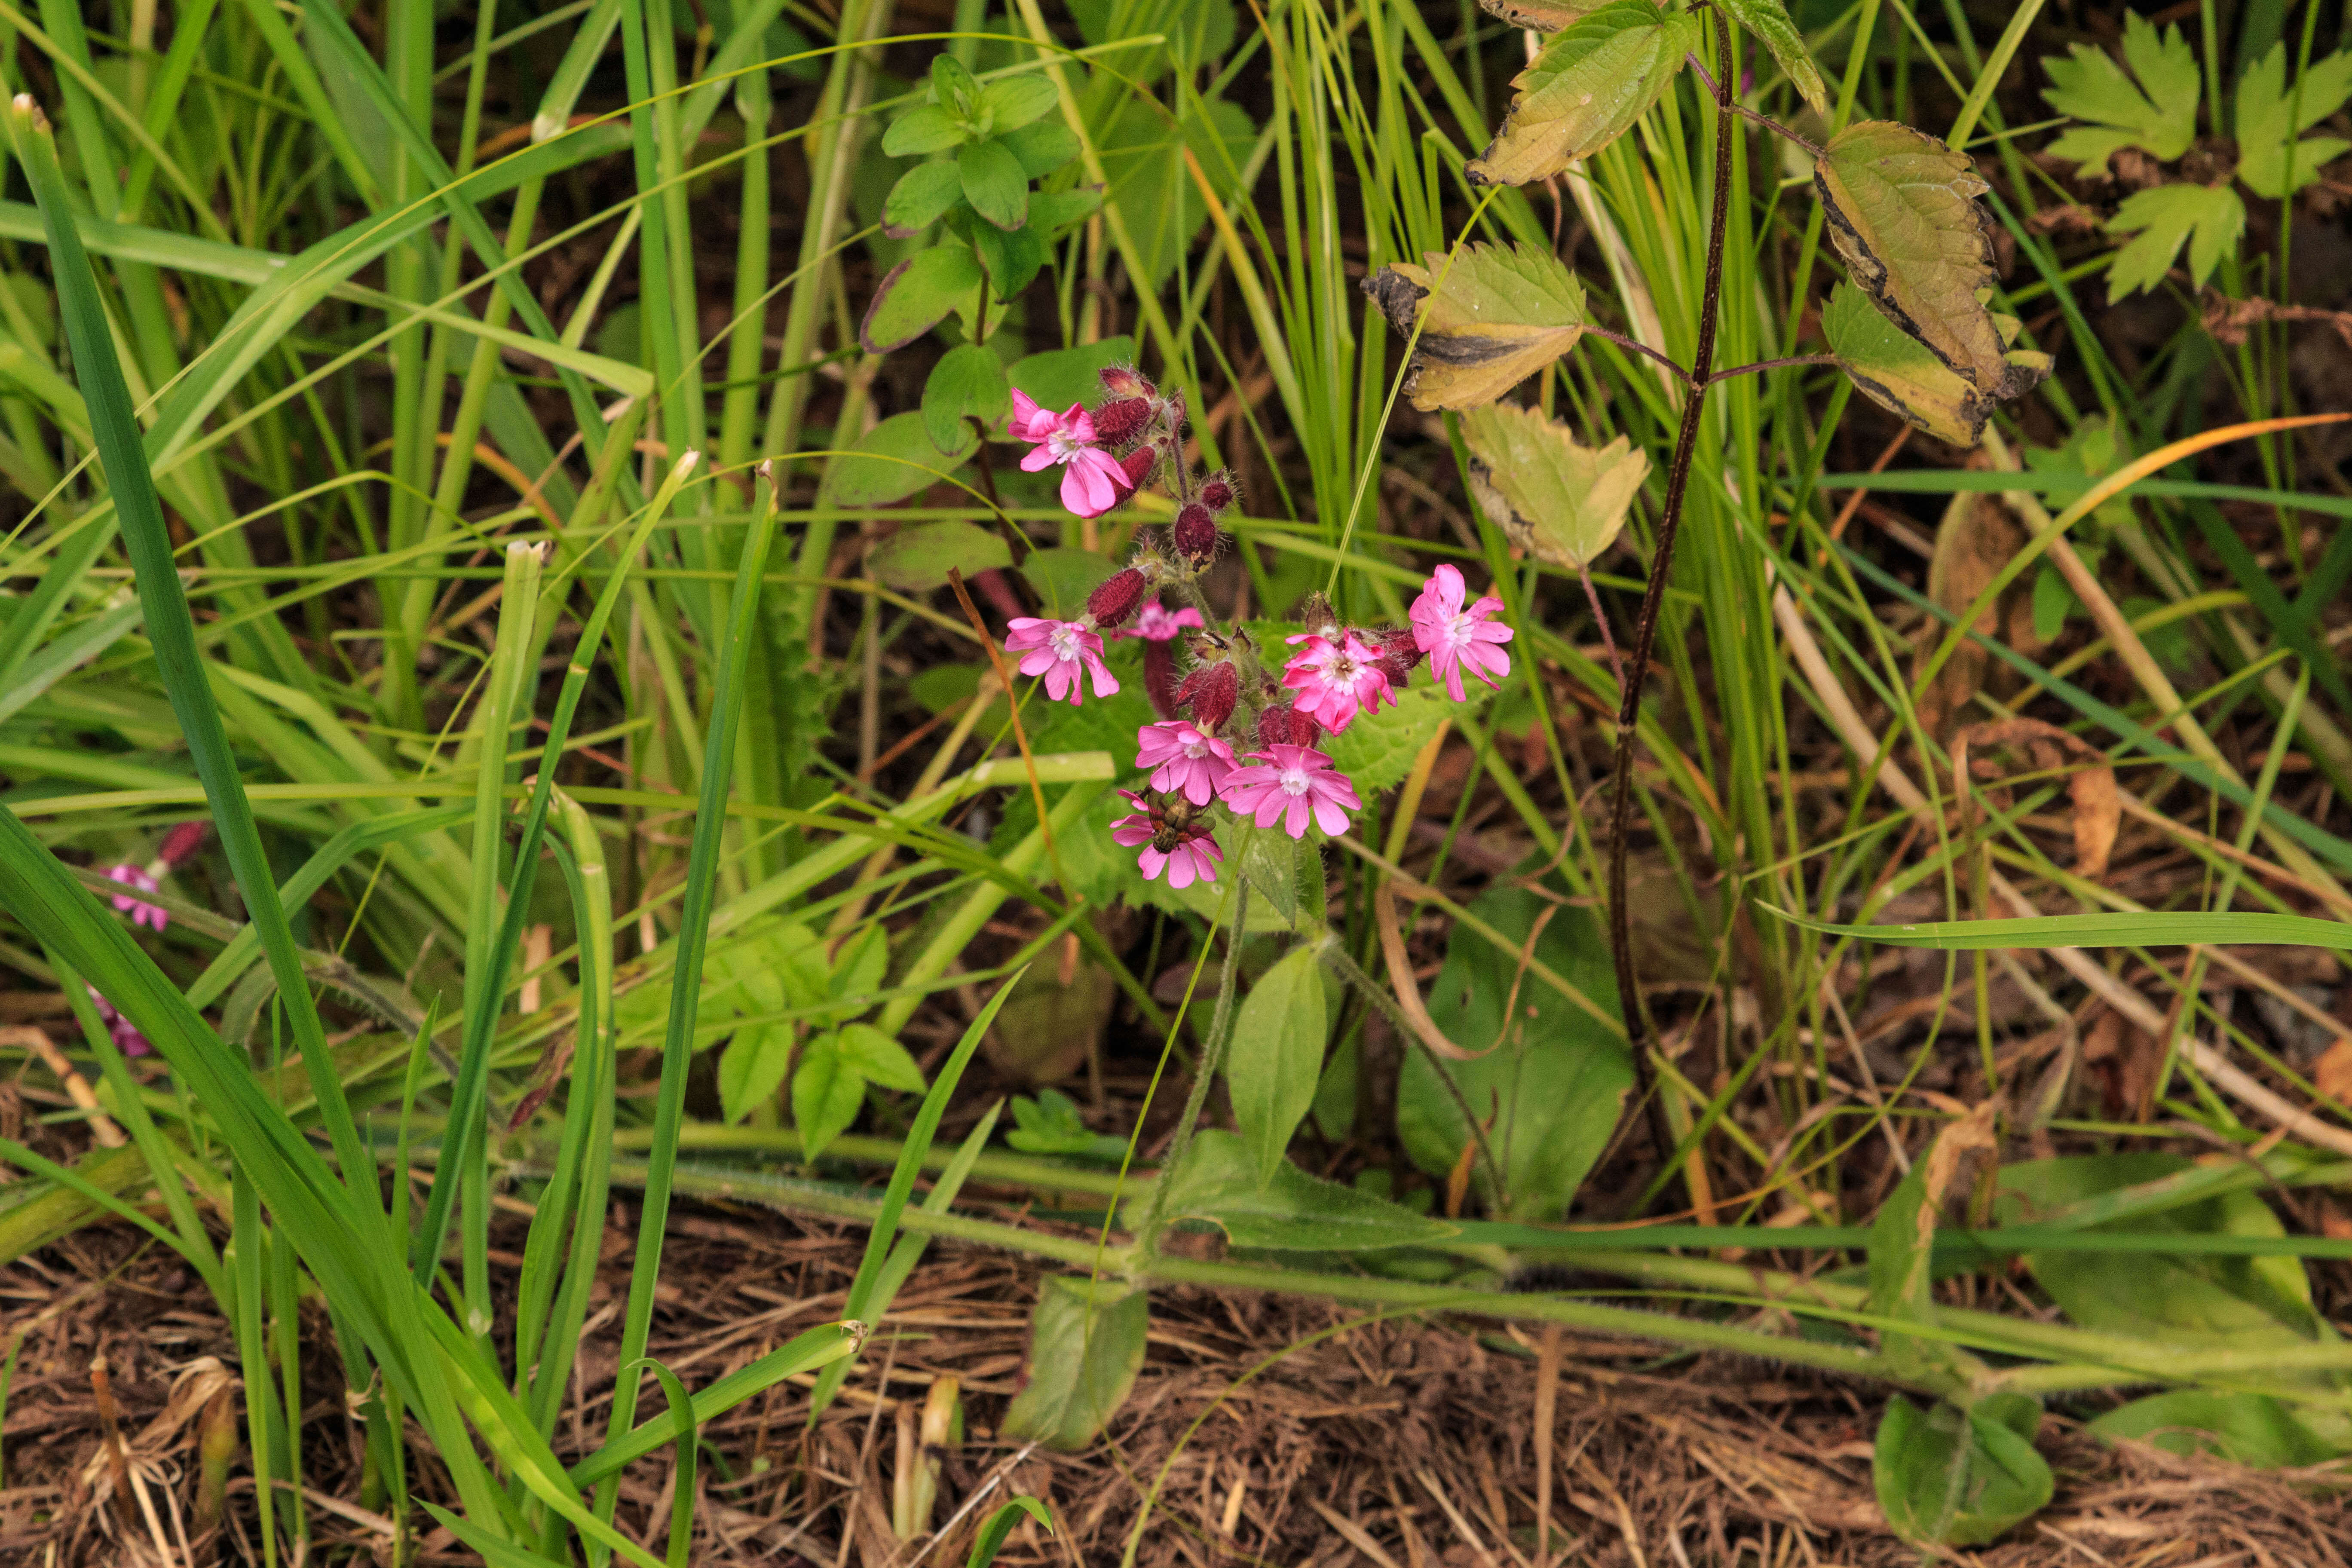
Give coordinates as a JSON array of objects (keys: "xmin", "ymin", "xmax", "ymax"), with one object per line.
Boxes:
[
  {"xmin": 1951, "ymin": 716, "xmax": 2121, "ymax": 879},
  {"xmin": 1465, "ymin": 0, "xmax": 1700, "ymax": 187},
  {"xmin": 1914, "ymin": 492, "xmax": 2045, "ymax": 738},
  {"xmin": 1822, "ymin": 282, "xmax": 2052, "ymax": 448},
  {"xmin": 1361, "ymin": 241, "xmax": 1587, "ymax": 410},
  {"xmin": 1473, "ymin": 0, "xmax": 1608, "ymax": 29},
  {"xmin": 1460, "ymin": 401, "xmax": 1649, "ymax": 569}
]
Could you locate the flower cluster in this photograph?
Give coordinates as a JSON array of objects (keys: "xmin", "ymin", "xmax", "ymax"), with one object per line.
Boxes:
[
  {"xmin": 95, "ymin": 821, "xmax": 208, "ymax": 1057},
  {"xmin": 1001, "ymin": 366, "xmax": 1514, "ymax": 885}
]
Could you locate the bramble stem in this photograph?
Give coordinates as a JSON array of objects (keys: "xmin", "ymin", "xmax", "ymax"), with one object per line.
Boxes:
[
  {"xmin": 1681, "ymin": 53, "xmax": 1825, "ymax": 154},
  {"xmin": 1714, "ymin": 353, "xmax": 1837, "ymax": 380},
  {"xmin": 1606, "ymin": 9, "xmax": 1740, "ymax": 1183},
  {"xmin": 1582, "ymin": 325, "xmax": 1694, "ymax": 386}
]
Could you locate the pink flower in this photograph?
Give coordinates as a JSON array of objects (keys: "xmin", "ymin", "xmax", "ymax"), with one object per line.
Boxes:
[
  {"xmin": 1280, "ymin": 630, "xmax": 1393, "ymax": 735},
  {"xmin": 1410, "ymin": 565, "xmax": 1513, "ymax": 701},
  {"xmin": 1004, "ymin": 617, "xmax": 1119, "ymax": 705},
  {"xmin": 107, "ymin": 864, "xmax": 167, "ymax": 932},
  {"xmin": 1009, "ymin": 390, "xmax": 1133, "ymax": 519},
  {"xmin": 1115, "ymin": 602, "xmax": 1207, "ymax": 642},
  {"xmin": 1136, "ymin": 720, "xmax": 1236, "ymax": 805},
  {"xmin": 1220, "ymin": 745, "xmax": 1362, "ymax": 840},
  {"xmin": 88, "ymin": 986, "xmax": 151, "ymax": 1058},
  {"xmin": 1109, "ymin": 790, "xmax": 1222, "ymax": 889}
]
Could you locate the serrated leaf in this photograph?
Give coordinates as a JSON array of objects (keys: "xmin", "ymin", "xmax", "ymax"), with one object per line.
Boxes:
[
  {"xmin": 1874, "ymin": 1394, "xmax": 2054, "ymax": 1547},
  {"xmin": 884, "ymin": 161, "xmax": 965, "ymax": 237},
  {"xmin": 882, "ymin": 104, "xmax": 970, "ymax": 157},
  {"xmin": 1460, "ymin": 401, "xmax": 1648, "ymax": 569},
  {"xmin": 717, "ymin": 1024, "xmax": 794, "ymax": 1124},
  {"xmin": 922, "ymin": 343, "xmax": 1010, "ymax": 455},
  {"xmin": 1149, "ymin": 1130, "xmax": 1459, "ymax": 1250},
  {"xmin": 999, "ymin": 119, "xmax": 1080, "ymax": 178},
  {"xmin": 2234, "ymin": 43, "xmax": 2352, "ymax": 198},
  {"xmin": 2104, "ymin": 183, "xmax": 2245, "ymax": 299},
  {"xmin": 860, "ymin": 247, "xmax": 984, "ymax": 353},
  {"xmin": 866, "ymin": 520, "xmax": 1011, "ymax": 591},
  {"xmin": 1472, "ymin": 0, "xmax": 1607, "ymax": 29},
  {"xmin": 792, "ymin": 1031, "xmax": 867, "ymax": 1160},
  {"xmin": 2038, "ymin": 12, "xmax": 2198, "ymax": 174},
  {"xmin": 1718, "ymin": 0, "xmax": 1826, "ymax": 114},
  {"xmin": 1360, "ymin": 241, "xmax": 1587, "ymax": 410},
  {"xmin": 833, "ymin": 1022, "xmax": 926, "ymax": 1093},
  {"xmin": 1464, "ymin": 0, "xmax": 1700, "ymax": 186},
  {"xmin": 831, "ymin": 412, "xmax": 980, "ymax": 507},
  {"xmin": 1000, "ymin": 1276, "xmax": 1148, "ymax": 1451},
  {"xmin": 1822, "ymin": 282, "xmax": 2051, "ymax": 447},
  {"xmin": 958, "ymin": 138, "xmax": 1029, "ymax": 231},
  {"xmin": 1226, "ymin": 943, "xmax": 1328, "ymax": 1185},
  {"xmin": 1317, "ymin": 681, "xmax": 1483, "ymax": 795},
  {"xmin": 980, "ymin": 74, "xmax": 1061, "ymax": 132},
  {"xmin": 1814, "ymin": 120, "xmax": 2009, "ymax": 390}
]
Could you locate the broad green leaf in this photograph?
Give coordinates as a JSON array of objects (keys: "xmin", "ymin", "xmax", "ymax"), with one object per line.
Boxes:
[
  {"xmin": 1465, "ymin": 0, "xmax": 1700, "ymax": 187},
  {"xmin": 1028, "ymin": 188, "xmax": 1105, "ymax": 239},
  {"xmin": 968, "ymin": 1498, "xmax": 1055, "ymax": 1567},
  {"xmin": 1821, "ymin": 282, "xmax": 2052, "ymax": 448},
  {"xmin": 717, "ymin": 1025, "xmax": 794, "ymax": 1124},
  {"xmin": 1814, "ymin": 120, "xmax": 2009, "ymax": 390},
  {"xmin": 980, "ymin": 75, "xmax": 1060, "ymax": 133},
  {"xmin": 969, "ymin": 216, "xmax": 1048, "ymax": 302},
  {"xmin": 1317, "ymin": 683, "xmax": 1487, "ymax": 796},
  {"xmin": 833, "ymin": 1022, "xmax": 926, "ymax": 1094},
  {"xmin": 998, "ymin": 119, "xmax": 1080, "ymax": 178},
  {"xmin": 922, "ymin": 343, "xmax": 1011, "ymax": 456},
  {"xmin": 830, "ymin": 413, "xmax": 981, "ymax": 508},
  {"xmin": 2087, "ymin": 1391, "xmax": 2346, "ymax": 1467},
  {"xmin": 2104, "ymin": 184, "xmax": 2246, "ymax": 300},
  {"xmin": 1718, "ymin": 0, "xmax": 1827, "ymax": 113},
  {"xmin": 1395, "ymin": 892, "xmax": 1628, "ymax": 1220},
  {"xmin": 866, "ymin": 520, "xmax": 1012, "ymax": 591},
  {"xmin": 2039, "ymin": 12, "xmax": 2198, "ymax": 175},
  {"xmin": 1866, "ymin": 1102, "xmax": 1997, "ymax": 1385},
  {"xmin": 1008, "ymin": 336, "xmax": 1136, "ymax": 412},
  {"xmin": 1225, "ymin": 943, "xmax": 1329, "ymax": 1185},
  {"xmin": 957, "ymin": 138, "xmax": 1029, "ymax": 231},
  {"xmin": 826, "ymin": 924, "xmax": 891, "ymax": 1020},
  {"xmin": 884, "ymin": 161, "xmax": 965, "ymax": 236},
  {"xmin": 1232, "ymin": 823, "xmax": 1300, "ymax": 925},
  {"xmin": 1000, "ymin": 1276, "xmax": 1148, "ymax": 1450},
  {"xmin": 792, "ymin": 1032, "xmax": 867, "ymax": 1160},
  {"xmin": 1149, "ymin": 1130, "xmax": 1459, "ymax": 1251},
  {"xmin": 860, "ymin": 247, "xmax": 985, "ymax": 353},
  {"xmin": 2234, "ymin": 43, "xmax": 2352, "ymax": 199},
  {"xmin": 1461, "ymin": 401, "xmax": 1648, "ymax": 568},
  {"xmin": 1361, "ymin": 241, "xmax": 1587, "ymax": 410},
  {"xmin": 882, "ymin": 104, "xmax": 970, "ymax": 157},
  {"xmin": 1020, "ymin": 546, "xmax": 1117, "ymax": 617},
  {"xmin": 1874, "ymin": 1394, "xmax": 2054, "ymax": 1547}
]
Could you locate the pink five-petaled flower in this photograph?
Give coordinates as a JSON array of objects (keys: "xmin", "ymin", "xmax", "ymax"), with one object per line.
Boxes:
[
  {"xmin": 1004, "ymin": 617, "xmax": 1120, "ymax": 705},
  {"xmin": 1109, "ymin": 790, "xmax": 1222, "ymax": 889},
  {"xmin": 88, "ymin": 986, "xmax": 151, "ymax": 1057},
  {"xmin": 1136, "ymin": 720, "xmax": 1236, "ymax": 806},
  {"xmin": 1220, "ymin": 745, "xmax": 1362, "ymax": 841},
  {"xmin": 1409, "ymin": 564, "xmax": 1514, "ymax": 701},
  {"xmin": 1280, "ymin": 629, "xmax": 1393, "ymax": 735},
  {"xmin": 1009, "ymin": 390, "xmax": 1133, "ymax": 519},
  {"xmin": 107, "ymin": 864, "xmax": 167, "ymax": 932},
  {"xmin": 1115, "ymin": 601, "xmax": 1207, "ymax": 641}
]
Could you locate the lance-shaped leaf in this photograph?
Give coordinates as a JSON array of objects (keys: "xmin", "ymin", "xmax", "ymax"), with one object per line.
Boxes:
[
  {"xmin": 1822, "ymin": 283, "xmax": 2050, "ymax": 448},
  {"xmin": 1814, "ymin": 121, "xmax": 2008, "ymax": 390},
  {"xmin": 1361, "ymin": 242, "xmax": 1587, "ymax": 410},
  {"xmin": 1460, "ymin": 401, "xmax": 1648, "ymax": 568},
  {"xmin": 1719, "ymin": 0, "xmax": 1827, "ymax": 115},
  {"xmin": 1473, "ymin": 0, "xmax": 1608, "ymax": 30},
  {"xmin": 1465, "ymin": 0, "xmax": 1701, "ymax": 187}
]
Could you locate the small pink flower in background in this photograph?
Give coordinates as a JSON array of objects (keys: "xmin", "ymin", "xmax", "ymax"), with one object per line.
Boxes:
[
  {"xmin": 107, "ymin": 865, "xmax": 167, "ymax": 932},
  {"xmin": 1410, "ymin": 564, "xmax": 1514, "ymax": 701},
  {"xmin": 1220, "ymin": 745, "xmax": 1362, "ymax": 840},
  {"xmin": 1136, "ymin": 720, "xmax": 1235, "ymax": 805},
  {"xmin": 1281, "ymin": 630, "xmax": 1393, "ymax": 734},
  {"xmin": 1109, "ymin": 790, "xmax": 1221, "ymax": 889},
  {"xmin": 1116, "ymin": 602, "xmax": 1206, "ymax": 642},
  {"xmin": 88, "ymin": 986, "xmax": 151, "ymax": 1057},
  {"xmin": 1008, "ymin": 390, "xmax": 1133, "ymax": 519},
  {"xmin": 1004, "ymin": 617, "xmax": 1119, "ymax": 705}
]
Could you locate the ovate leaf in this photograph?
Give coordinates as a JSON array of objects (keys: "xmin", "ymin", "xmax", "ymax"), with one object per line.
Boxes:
[
  {"xmin": 1822, "ymin": 282, "xmax": 2051, "ymax": 447},
  {"xmin": 792, "ymin": 1030, "xmax": 867, "ymax": 1160},
  {"xmin": 998, "ymin": 119, "xmax": 1080, "ymax": 178},
  {"xmin": 2104, "ymin": 184, "xmax": 2245, "ymax": 300},
  {"xmin": 958, "ymin": 137, "xmax": 1029, "ymax": 231},
  {"xmin": 2234, "ymin": 43, "xmax": 2352, "ymax": 199},
  {"xmin": 1814, "ymin": 120, "xmax": 2008, "ymax": 390},
  {"xmin": 1465, "ymin": 0, "xmax": 1700, "ymax": 187},
  {"xmin": 2039, "ymin": 12, "xmax": 2199, "ymax": 175},
  {"xmin": 922, "ymin": 343, "xmax": 1011, "ymax": 455},
  {"xmin": 1460, "ymin": 401, "xmax": 1648, "ymax": 569},
  {"xmin": 860, "ymin": 247, "xmax": 984, "ymax": 353},
  {"xmin": 969, "ymin": 216, "xmax": 1048, "ymax": 302},
  {"xmin": 1225, "ymin": 942, "xmax": 1328, "ymax": 1185},
  {"xmin": 1718, "ymin": 0, "xmax": 1827, "ymax": 114},
  {"xmin": 1360, "ymin": 241, "xmax": 1587, "ymax": 411},
  {"xmin": 2087, "ymin": 1391, "xmax": 2346, "ymax": 1467},
  {"xmin": 884, "ymin": 161, "xmax": 965, "ymax": 237},
  {"xmin": 717, "ymin": 1024, "xmax": 794, "ymax": 1125},
  {"xmin": 882, "ymin": 104, "xmax": 971, "ymax": 157},
  {"xmin": 1000, "ymin": 1276, "xmax": 1148, "ymax": 1451},
  {"xmin": 980, "ymin": 74, "xmax": 1061, "ymax": 133},
  {"xmin": 1149, "ymin": 1129, "xmax": 1458, "ymax": 1251},
  {"xmin": 833, "ymin": 1022, "xmax": 927, "ymax": 1094},
  {"xmin": 830, "ymin": 413, "xmax": 981, "ymax": 507},
  {"xmin": 867, "ymin": 520, "xmax": 1011, "ymax": 591},
  {"xmin": 1874, "ymin": 1394, "xmax": 2054, "ymax": 1547}
]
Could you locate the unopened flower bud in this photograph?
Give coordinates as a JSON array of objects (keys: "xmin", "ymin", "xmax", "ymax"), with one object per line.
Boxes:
[
  {"xmin": 1086, "ymin": 567, "xmax": 1149, "ymax": 628},
  {"xmin": 1257, "ymin": 702, "xmax": 1321, "ymax": 747},
  {"xmin": 1120, "ymin": 444, "xmax": 1161, "ymax": 490},
  {"xmin": 1176, "ymin": 659, "xmax": 1239, "ymax": 731},
  {"xmin": 1295, "ymin": 592, "xmax": 1339, "ymax": 641},
  {"xmin": 1197, "ymin": 474, "xmax": 1235, "ymax": 511},
  {"xmin": 1100, "ymin": 365, "xmax": 1157, "ymax": 401},
  {"xmin": 157, "ymin": 821, "xmax": 209, "ymax": 867},
  {"xmin": 1373, "ymin": 627, "xmax": 1424, "ymax": 684},
  {"xmin": 1091, "ymin": 396, "xmax": 1154, "ymax": 446},
  {"xmin": 1173, "ymin": 502, "xmax": 1221, "ymax": 564}
]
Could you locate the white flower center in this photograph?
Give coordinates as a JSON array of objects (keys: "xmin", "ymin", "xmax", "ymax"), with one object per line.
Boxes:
[
  {"xmin": 1182, "ymin": 735, "xmax": 1210, "ymax": 760},
  {"xmin": 1047, "ymin": 431, "xmax": 1086, "ymax": 463},
  {"xmin": 1049, "ymin": 625, "xmax": 1082, "ymax": 661},
  {"xmin": 1279, "ymin": 765, "xmax": 1311, "ymax": 797}
]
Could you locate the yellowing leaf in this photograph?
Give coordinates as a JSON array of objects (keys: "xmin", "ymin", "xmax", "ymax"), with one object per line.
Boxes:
[
  {"xmin": 1361, "ymin": 241, "xmax": 1587, "ymax": 410},
  {"xmin": 1823, "ymin": 282, "xmax": 2050, "ymax": 449},
  {"xmin": 1814, "ymin": 120, "xmax": 2008, "ymax": 391},
  {"xmin": 1718, "ymin": 0, "xmax": 1827, "ymax": 115},
  {"xmin": 1465, "ymin": 0, "xmax": 1700, "ymax": 187},
  {"xmin": 1473, "ymin": 0, "xmax": 1608, "ymax": 28},
  {"xmin": 1461, "ymin": 401, "xmax": 1649, "ymax": 568},
  {"xmin": 2235, "ymin": 43, "xmax": 2352, "ymax": 199},
  {"xmin": 2039, "ymin": 11, "xmax": 2199, "ymax": 176},
  {"xmin": 2104, "ymin": 184, "xmax": 2245, "ymax": 300}
]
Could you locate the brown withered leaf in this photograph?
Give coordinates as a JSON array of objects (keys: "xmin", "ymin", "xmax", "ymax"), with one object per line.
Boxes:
[
  {"xmin": 1822, "ymin": 282, "xmax": 2051, "ymax": 448},
  {"xmin": 1952, "ymin": 715, "xmax": 2120, "ymax": 879},
  {"xmin": 1474, "ymin": 0, "xmax": 1607, "ymax": 29},
  {"xmin": 1914, "ymin": 492, "xmax": 2046, "ymax": 738},
  {"xmin": 1465, "ymin": 0, "xmax": 1700, "ymax": 187},
  {"xmin": 2315, "ymin": 1036, "xmax": 2352, "ymax": 1108},
  {"xmin": 1362, "ymin": 241, "xmax": 1586, "ymax": 410}
]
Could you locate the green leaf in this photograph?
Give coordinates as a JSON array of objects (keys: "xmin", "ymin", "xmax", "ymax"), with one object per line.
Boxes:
[
  {"xmin": 1000, "ymin": 1275, "xmax": 1149, "ymax": 1451},
  {"xmin": 2030, "ymin": 563, "xmax": 2076, "ymax": 643},
  {"xmin": 1395, "ymin": 891, "xmax": 1628, "ymax": 1220},
  {"xmin": 1092, "ymin": 93, "xmax": 1257, "ymax": 287},
  {"xmin": 2234, "ymin": 43, "xmax": 2352, "ymax": 198},
  {"xmin": 1317, "ymin": 682, "xmax": 1487, "ymax": 797},
  {"xmin": 969, "ymin": 217, "xmax": 1048, "ymax": 301},
  {"xmin": 1361, "ymin": 240, "xmax": 1587, "ymax": 411},
  {"xmin": 1866, "ymin": 1103, "xmax": 1997, "ymax": 1384},
  {"xmin": 826, "ymin": 924, "xmax": 890, "ymax": 1020},
  {"xmin": 830, "ymin": 412, "xmax": 981, "ymax": 508},
  {"xmin": 1149, "ymin": 1130, "xmax": 1459, "ymax": 1251},
  {"xmin": 1231, "ymin": 822, "xmax": 1300, "ymax": 924},
  {"xmin": 968, "ymin": 1497, "xmax": 1055, "ymax": 1568},
  {"xmin": 922, "ymin": 343, "xmax": 1011, "ymax": 455},
  {"xmin": 931, "ymin": 55, "xmax": 982, "ymax": 116},
  {"xmin": 717, "ymin": 1025, "xmax": 794, "ymax": 1125},
  {"xmin": 1008, "ymin": 337, "xmax": 1136, "ymax": 411},
  {"xmin": 1006, "ymin": 1088, "xmax": 1103, "ymax": 1155},
  {"xmin": 2039, "ymin": 12, "xmax": 2199, "ymax": 175},
  {"xmin": 882, "ymin": 104, "xmax": 970, "ymax": 157},
  {"xmin": 957, "ymin": 137, "xmax": 1029, "ymax": 231},
  {"xmin": 980, "ymin": 74, "xmax": 1060, "ymax": 133},
  {"xmin": 860, "ymin": 247, "xmax": 985, "ymax": 353},
  {"xmin": 998, "ymin": 119, "xmax": 1080, "ymax": 178},
  {"xmin": 833, "ymin": 1022, "xmax": 926, "ymax": 1094},
  {"xmin": 1019, "ymin": 546, "xmax": 1117, "ymax": 617},
  {"xmin": 1225, "ymin": 943, "xmax": 1329, "ymax": 1186},
  {"xmin": 792, "ymin": 1032, "xmax": 867, "ymax": 1161},
  {"xmin": 1465, "ymin": 0, "xmax": 1700, "ymax": 187},
  {"xmin": 1028, "ymin": 187, "xmax": 1104, "ymax": 239},
  {"xmin": 2087, "ymin": 1391, "xmax": 2346, "ymax": 1467},
  {"xmin": 1461, "ymin": 401, "xmax": 1647, "ymax": 568},
  {"xmin": 884, "ymin": 161, "xmax": 966, "ymax": 236},
  {"xmin": 866, "ymin": 520, "xmax": 1011, "ymax": 591},
  {"xmin": 1874, "ymin": 1394, "xmax": 2054, "ymax": 1547},
  {"xmin": 1772, "ymin": 904, "xmax": 2352, "ymax": 951},
  {"xmin": 1718, "ymin": 0, "xmax": 1827, "ymax": 113},
  {"xmin": 1821, "ymin": 282, "xmax": 2052, "ymax": 448},
  {"xmin": 2104, "ymin": 184, "xmax": 2246, "ymax": 300},
  {"xmin": 1815, "ymin": 120, "xmax": 2010, "ymax": 391}
]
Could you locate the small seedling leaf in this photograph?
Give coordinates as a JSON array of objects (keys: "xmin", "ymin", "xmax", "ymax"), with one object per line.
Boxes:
[
  {"xmin": 1361, "ymin": 240, "xmax": 1587, "ymax": 410},
  {"xmin": 2234, "ymin": 43, "xmax": 2352, "ymax": 198},
  {"xmin": 2039, "ymin": 12, "xmax": 2199, "ymax": 175},
  {"xmin": 1461, "ymin": 401, "xmax": 1648, "ymax": 569},
  {"xmin": 2103, "ymin": 183, "xmax": 2245, "ymax": 300},
  {"xmin": 1873, "ymin": 1394, "xmax": 2054, "ymax": 1547}
]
